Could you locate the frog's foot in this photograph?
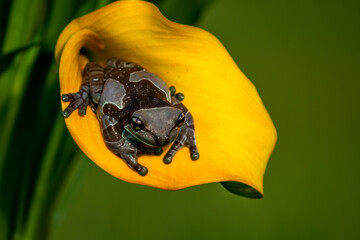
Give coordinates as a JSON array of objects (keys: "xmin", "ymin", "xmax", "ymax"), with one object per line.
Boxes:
[
  {"xmin": 103, "ymin": 117, "xmax": 149, "ymax": 176},
  {"xmin": 169, "ymin": 86, "xmax": 185, "ymax": 101},
  {"xmin": 163, "ymin": 124, "xmax": 199, "ymax": 164},
  {"xmin": 131, "ymin": 163, "xmax": 148, "ymax": 176},
  {"xmin": 61, "ymin": 87, "xmax": 92, "ymax": 118},
  {"xmin": 125, "ymin": 156, "xmax": 148, "ymax": 176},
  {"xmin": 115, "ymin": 151, "xmax": 148, "ymax": 176}
]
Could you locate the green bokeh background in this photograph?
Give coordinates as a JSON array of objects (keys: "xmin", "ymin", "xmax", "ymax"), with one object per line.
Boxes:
[{"xmin": 1, "ymin": 0, "xmax": 360, "ymax": 239}]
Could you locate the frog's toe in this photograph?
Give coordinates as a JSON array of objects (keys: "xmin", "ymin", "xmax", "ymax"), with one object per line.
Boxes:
[
  {"xmin": 175, "ymin": 92, "xmax": 185, "ymax": 101},
  {"xmin": 163, "ymin": 154, "xmax": 173, "ymax": 164},
  {"xmin": 191, "ymin": 152, "xmax": 200, "ymax": 161},
  {"xmin": 170, "ymin": 87, "xmax": 185, "ymax": 101},
  {"xmin": 138, "ymin": 165, "xmax": 148, "ymax": 176},
  {"xmin": 61, "ymin": 94, "xmax": 70, "ymax": 102},
  {"xmin": 169, "ymin": 86, "xmax": 176, "ymax": 96},
  {"xmin": 186, "ymin": 127, "xmax": 199, "ymax": 161},
  {"xmin": 79, "ymin": 99, "xmax": 89, "ymax": 116},
  {"xmin": 62, "ymin": 109, "xmax": 70, "ymax": 118},
  {"xmin": 164, "ymin": 135, "xmax": 186, "ymax": 164},
  {"xmin": 62, "ymin": 98, "xmax": 83, "ymax": 118},
  {"xmin": 61, "ymin": 92, "xmax": 81, "ymax": 102}
]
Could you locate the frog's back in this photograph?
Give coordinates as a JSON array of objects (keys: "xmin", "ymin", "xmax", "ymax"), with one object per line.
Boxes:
[{"xmin": 97, "ymin": 60, "xmax": 172, "ymax": 121}]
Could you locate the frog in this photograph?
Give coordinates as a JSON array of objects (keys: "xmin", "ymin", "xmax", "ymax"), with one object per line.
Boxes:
[{"xmin": 61, "ymin": 57, "xmax": 199, "ymax": 176}]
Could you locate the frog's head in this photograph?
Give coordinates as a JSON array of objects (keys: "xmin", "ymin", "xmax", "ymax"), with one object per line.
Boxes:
[{"xmin": 124, "ymin": 107, "xmax": 185, "ymax": 147}]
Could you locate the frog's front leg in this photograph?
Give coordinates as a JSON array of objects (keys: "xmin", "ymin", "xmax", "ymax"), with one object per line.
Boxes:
[
  {"xmin": 163, "ymin": 95, "xmax": 199, "ymax": 164},
  {"xmin": 163, "ymin": 112, "xmax": 199, "ymax": 164},
  {"xmin": 101, "ymin": 115, "xmax": 148, "ymax": 176},
  {"xmin": 61, "ymin": 63, "xmax": 105, "ymax": 117}
]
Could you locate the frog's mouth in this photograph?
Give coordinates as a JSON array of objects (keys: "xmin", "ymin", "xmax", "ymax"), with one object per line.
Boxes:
[{"xmin": 124, "ymin": 125, "xmax": 160, "ymax": 148}]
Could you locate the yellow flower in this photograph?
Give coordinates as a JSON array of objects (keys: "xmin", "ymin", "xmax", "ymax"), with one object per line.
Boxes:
[{"xmin": 55, "ymin": 0, "xmax": 277, "ymax": 198}]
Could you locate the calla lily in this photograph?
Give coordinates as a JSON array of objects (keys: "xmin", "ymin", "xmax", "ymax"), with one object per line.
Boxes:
[{"xmin": 55, "ymin": 0, "xmax": 277, "ymax": 198}]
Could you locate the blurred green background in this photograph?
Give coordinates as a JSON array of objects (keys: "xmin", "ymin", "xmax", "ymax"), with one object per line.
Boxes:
[{"xmin": 1, "ymin": 0, "xmax": 359, "ymax": 239}]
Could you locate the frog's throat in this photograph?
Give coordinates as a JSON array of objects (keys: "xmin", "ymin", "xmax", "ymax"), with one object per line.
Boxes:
[{"xmin": 124, "ymin": 125, "xmax": 159, "ymax": 148}]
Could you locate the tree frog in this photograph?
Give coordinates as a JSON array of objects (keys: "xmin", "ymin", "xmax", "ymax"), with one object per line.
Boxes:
[{"xmin": 61, "ymin": 58, "xmax": 199, "ymax": 176}]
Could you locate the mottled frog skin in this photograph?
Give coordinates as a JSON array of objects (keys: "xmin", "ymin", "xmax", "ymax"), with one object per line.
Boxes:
[{"xmin": 61, "ymin": 58, "xmax": 199, "ymax": 176}]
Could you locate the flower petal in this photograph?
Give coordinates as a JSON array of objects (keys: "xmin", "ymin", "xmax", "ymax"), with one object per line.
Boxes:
[{"xmin": 56, "ymin": 0, "xmax": 277, "ymax": 197}]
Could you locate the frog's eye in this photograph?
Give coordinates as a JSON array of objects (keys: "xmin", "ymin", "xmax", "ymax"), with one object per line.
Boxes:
[
  {"xmin": 131, "ymin": 117, "xmax": 144, "ymax": 131},
  {"xmin": 177, "ymin": 112, "xmax": 185, "ymax": 126}
]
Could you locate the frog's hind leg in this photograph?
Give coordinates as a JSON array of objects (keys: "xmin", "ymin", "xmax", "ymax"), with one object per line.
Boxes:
[
  {"xmin": 87, "ymin": 62, "xmax": 106, "ymax": 106},
  {"xmin": 107, "ymin": 57, "xmax": 135, "ymax": 68},
  {"xmin": 61, "ymin": 63, "xmax": 105, "ymax": 117},
  {"xmin": 102, "ymin": 115, "xmax": 148, "ymax": 176}
]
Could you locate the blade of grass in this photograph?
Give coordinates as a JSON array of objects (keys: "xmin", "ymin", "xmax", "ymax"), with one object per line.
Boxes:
[
  {"xmin": 0, "ymin": 46, "xmax": 42, "ymax": 240},
  {"xmin": 10, "ymin": 60, "xmax": 59, "ymax": 239},
  {"xmin": 12, "ymin": 60, "xmax": 78, "ymax": 239},
  {"xmin": 3, "ymin": 1, "xmax": 133, "ymax": 239},
  {"xmin": 49, "ymin": 151, "xmax": 89, "ymax": 238},
  {"xmin": 21, "ymin": 115, "xmax": 66, "ymax": 240},
  {"xmin": 0, "ymin": 43, "xmax": 40, "ymax": 73},
  {"xmin": 0, "ymin": 0, "xmax": 46, "ymax": 180},
  {"xmin": 0, "ymin": 45, "xmax": 40, "ymax": 181},
  {"xmin": 0, "ymin": 0, "xmax": 12, "ymax": 48},
  {"xmin": 96, "ymin": 0, "xmax": 115, "ymax": 9},
  {"xmin": 44, "ymin": 0, "xmax": 79, "ymax": 51},
  {"xmin": 15, "ymin": 1, "xmax": 116, "ymax": 239},
  {"xmin": 2, "ymin": 0, "xmax": 46, "ymax": 54}
]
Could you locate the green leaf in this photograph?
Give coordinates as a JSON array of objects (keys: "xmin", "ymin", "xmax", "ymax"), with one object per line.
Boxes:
[
  {"xmin": 0, "ymin": 43, "xmax": 40, "ymax": 74},
  {"xmin": 0, "ymin": 45, "xmax": 41, "ymax": 178},
  {"xmin": 0, "ymin": 45, "xmax": 41, "ymax": 240},
  {"xmin": 2, "ymin": 0, "xmax": 46, "ymax": 54}
]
